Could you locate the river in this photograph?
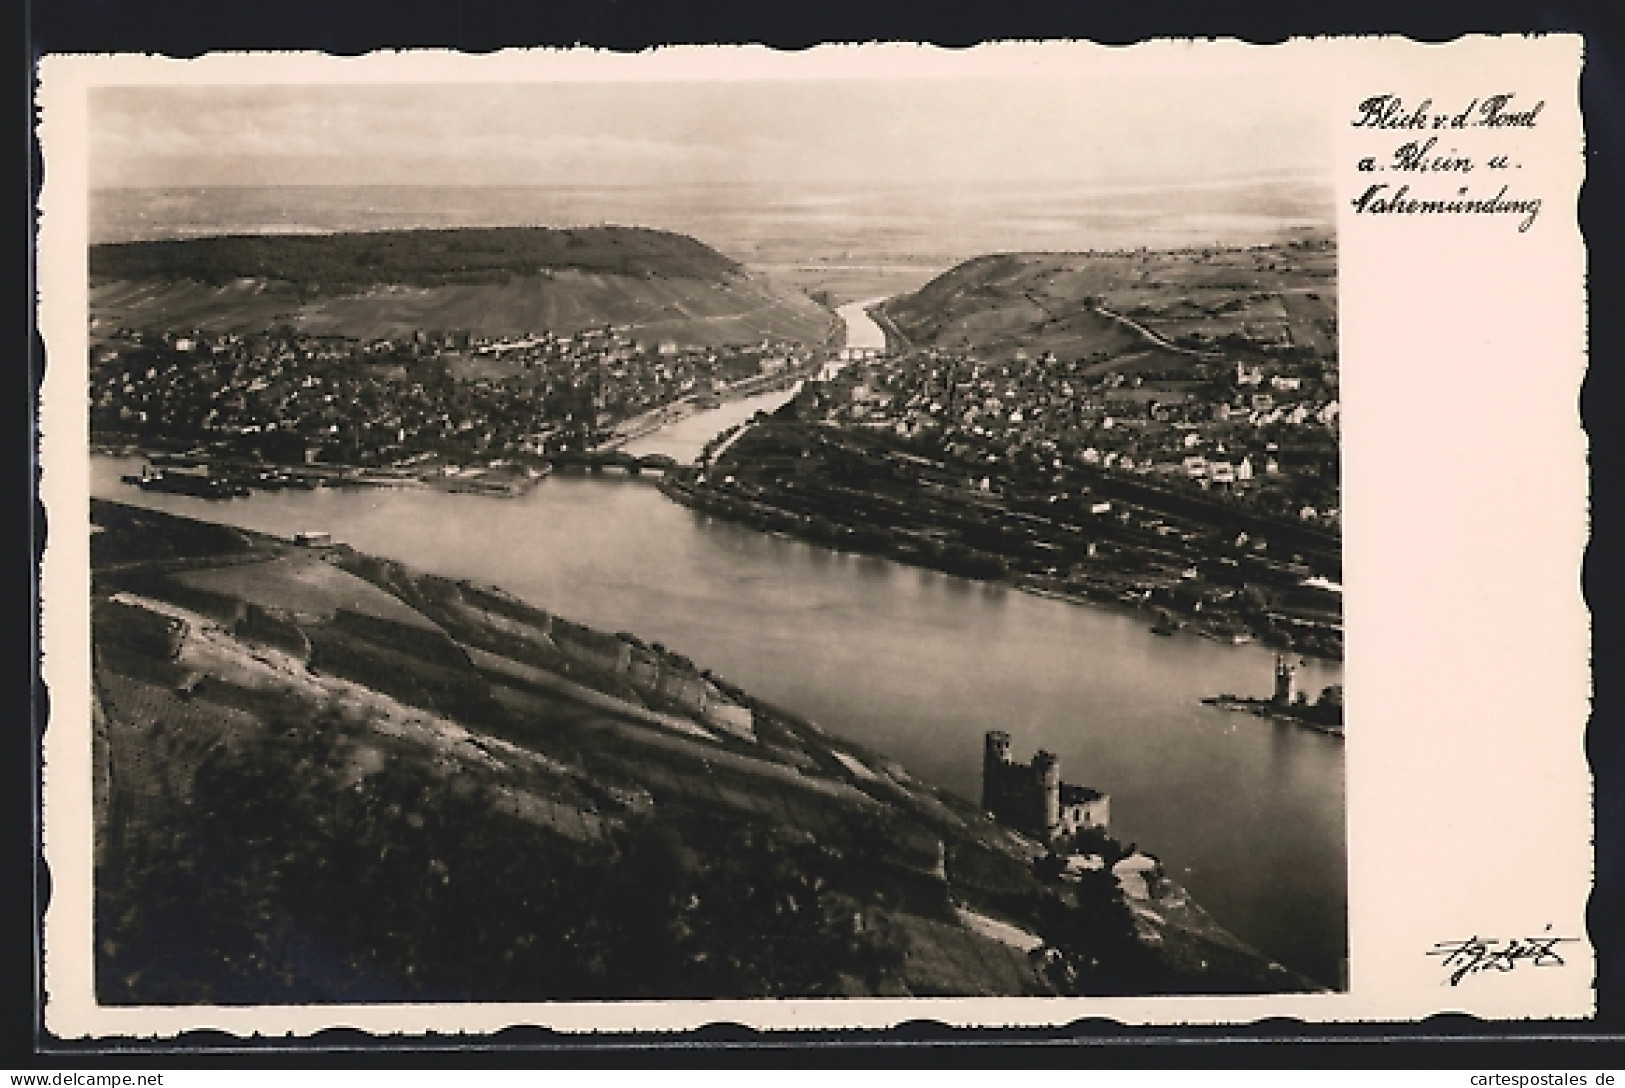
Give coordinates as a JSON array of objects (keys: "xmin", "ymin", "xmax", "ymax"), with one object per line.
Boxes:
[
  {"xmin": 615, "ymin": 300, "xmax": 883, "ymax": 463},
  {"xmin": 837, "ymin": 298, "xmax": 889, "ymax": 352},
  {"xmin": 90, "ymin": 382, "xmax": 1346, "ymax": 986}
]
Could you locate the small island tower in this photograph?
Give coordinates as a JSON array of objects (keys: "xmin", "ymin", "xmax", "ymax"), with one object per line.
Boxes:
[{"xmin": 1273, "ymin": 654, "xmax": 1298, "ymax": 706}]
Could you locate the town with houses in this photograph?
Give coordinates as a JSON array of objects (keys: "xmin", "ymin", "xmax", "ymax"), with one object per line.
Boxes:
[
  {"xmin": 91, "ymin": 323, "xmax": 820, "ymax": 481},
  {"xmin": 86, "ymin": 222, "xmax": 1346, "ymax": 1001},
  {"xmin": 811, "ymin": 347, "xmax": 1341, "ymax": 530},
  {"xmin": 91, "ymin": 246, "xmax": 1345, "ymax": 660},
  {"xmin": 668, "ymin": 341, "xmax": 1343, "ymax": 658}
]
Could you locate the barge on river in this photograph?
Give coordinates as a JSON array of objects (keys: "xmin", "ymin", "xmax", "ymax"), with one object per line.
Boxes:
[{"xmin": 121, "ymin": 467, "xmax": 247, "ymax": 500}]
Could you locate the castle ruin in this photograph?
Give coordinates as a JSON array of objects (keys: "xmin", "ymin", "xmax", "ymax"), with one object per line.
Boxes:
[{"xmin": 982, "ymin": 731, "xmax": 1109, "ymax": 842}]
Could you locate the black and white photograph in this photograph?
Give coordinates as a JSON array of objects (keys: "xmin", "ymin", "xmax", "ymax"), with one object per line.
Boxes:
[{"xmin": 35, "ymin": 38, "xmax": 1592, "ymax": 1035}]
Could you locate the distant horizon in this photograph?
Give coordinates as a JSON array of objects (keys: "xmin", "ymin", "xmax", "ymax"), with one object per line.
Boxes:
[
  {"xmin": 90, "ymin": 175, "xmax": 1334, "ymax": 262},
  {"xmin": 91, "ymin": 169, "xmax": 1332, "ymax": 192},
  {"xmin": 90, "ymin": 60, "xmax": 1333, "ymax": 264}
]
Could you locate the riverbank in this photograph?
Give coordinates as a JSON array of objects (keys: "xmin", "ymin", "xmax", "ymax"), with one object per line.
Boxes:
[
  {"xmin": 91, "ymin": 447, "xmax": 1348, "ymax": 986},
  {"xmin": 658, "ymin": 463, "xmax": 1343, "ymax": 662},
  {"xmin": 596, "ymin": 357, "xmax": 822, "ymax": 454},
  {"xmin": 103, "ymin": 448, "xmax": 550, "ymax": 499},
  {"xmin": 868, "ymin": 297, "xmax": 913, "ymax": 355},
  {"xmin": 663, "ymin": 366, "xmax": 1342, "ymax": 660},
  {"xmin": 614, "ymin": 375, "xmax": 1339, "ymax": 665},
  {"xmin": 91, "ymin": 497, "xmax": 1328, "ymax": 998},
  {"xmin": 1202, "ymin": 694, "xmax": 1345, "ymax": 738}
]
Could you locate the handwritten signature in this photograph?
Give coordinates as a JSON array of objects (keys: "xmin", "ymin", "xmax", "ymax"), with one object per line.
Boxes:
[{"xmin": 1428, "ymin": 929, "xmax": 1581, "ymax": 985}]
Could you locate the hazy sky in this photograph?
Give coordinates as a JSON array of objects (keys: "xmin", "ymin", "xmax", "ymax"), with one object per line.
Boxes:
[{"xmin": 92, "ymin": 73, "xmax": 1331, "ymax": 192}]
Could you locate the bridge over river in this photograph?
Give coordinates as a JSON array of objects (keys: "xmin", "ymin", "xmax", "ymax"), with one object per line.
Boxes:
[
  {"xmin": 620, "ymin": 296, "xmax": 892, "ymax": 466},
  {"xmin": 549, "ymin": 449, "xmax": 679, "ymax": 475}
]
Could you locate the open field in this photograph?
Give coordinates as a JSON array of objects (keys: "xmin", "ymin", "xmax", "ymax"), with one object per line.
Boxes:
[
  {"xmin": 884, "ymin": 240, "xmax": 1336, "ymax": 366},
  {"xmin": 294, "ymin": 270, "xmax": 832, "ymax": 345},
  {"xmin": 90, "ymin": 278, "xmax": 303, "ymax": 337},
  {"xmin": 752, "ymin": 260, "xmax": 948, "ymax": 309},
  {"xmin": 174, "ymin": 552, "xmax": 441, "ymax": 628},
  {"xmin": 90, "ymin": 501, "xmax": 255, "ymax": 566},
  {"xmin": 92, "ymin": 270, "xmax": 834, "ymax": 347}
]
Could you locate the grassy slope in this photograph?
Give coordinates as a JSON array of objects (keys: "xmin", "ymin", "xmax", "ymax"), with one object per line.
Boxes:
[
  {"xmin": 89, "ymin": 226, "xmax": 835, "ymax": 348},
  {"xmin": 884, "ymin": 243, "xmax": 1336, "ymax": 366},
  {"xmin": 173, "ymin": 552, "xmax": 441, "ymax": 628},
  {"xmin": 90, "ymin": 500, "xmax": 1317, "ymax": 1002}
]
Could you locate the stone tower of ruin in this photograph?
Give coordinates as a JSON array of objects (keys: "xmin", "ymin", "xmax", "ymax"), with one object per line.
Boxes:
[{"xmin": 982, "ymin": 729, "xmax": 1012, "ymax": 811}]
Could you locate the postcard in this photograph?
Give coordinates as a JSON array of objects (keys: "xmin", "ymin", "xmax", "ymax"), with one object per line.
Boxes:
[{"xmin": 35, "ymin": 36, "xmax": 1592, "ymax": 1037}]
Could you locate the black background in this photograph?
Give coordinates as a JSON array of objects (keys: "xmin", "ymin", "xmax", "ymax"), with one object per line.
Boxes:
[{"xmin": 19, "ymin": 0, "xmax": 1625, "ymax": 1069}]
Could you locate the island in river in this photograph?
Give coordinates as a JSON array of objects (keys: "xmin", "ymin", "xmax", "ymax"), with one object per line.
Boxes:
[{"xmin": 91, "ymin": 498, "xmax": 1324, "ymax": 1002}]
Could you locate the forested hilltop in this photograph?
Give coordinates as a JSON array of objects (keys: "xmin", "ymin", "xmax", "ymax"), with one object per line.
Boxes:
[{"xmin": 90, "ymin": 225, "xmax": 744, "ymax": 293}]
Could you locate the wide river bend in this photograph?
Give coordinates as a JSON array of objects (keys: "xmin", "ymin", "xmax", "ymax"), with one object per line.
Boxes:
[{"xmin": 90, "ymin": 360, "xmax": 1346, "ymax": 986}]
